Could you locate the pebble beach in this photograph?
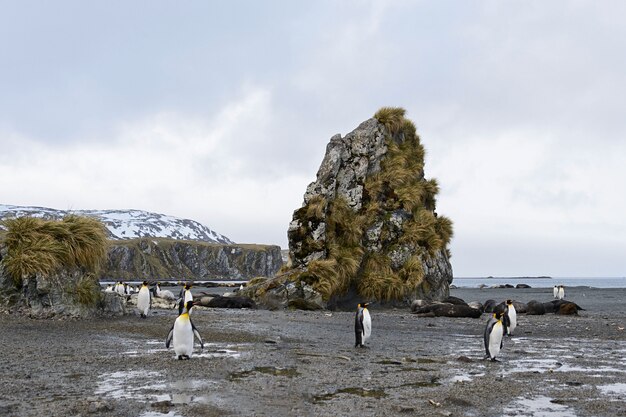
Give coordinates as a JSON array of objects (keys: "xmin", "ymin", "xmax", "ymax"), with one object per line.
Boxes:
[{"xmin": 0, "ymin": 286, "xmax": 625, "ymax": 416}]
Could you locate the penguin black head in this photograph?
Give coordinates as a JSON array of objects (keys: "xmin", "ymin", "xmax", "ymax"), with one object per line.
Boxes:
[
  {"xmin": 142, "ymin": 280, "xmax": 148, "ymax": 286},
  {"xmin": 185, "ymin": 300, "xmax": 194, "ymax": 312},
  {"xmin": 506, "ymin": 299, "xmax": 513, "ymax": 305},
  {"xmin": 185, "ymin": 283, "xmax": 192, "ymax": 290}
]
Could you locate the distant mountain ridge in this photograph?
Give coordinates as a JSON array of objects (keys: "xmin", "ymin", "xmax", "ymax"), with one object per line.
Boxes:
[{"xmin": 0, "ymin": 204, "xmax": 234, "ymax": 244}]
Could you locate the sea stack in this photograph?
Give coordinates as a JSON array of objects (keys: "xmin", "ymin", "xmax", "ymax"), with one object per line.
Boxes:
[{"xmin": 246, "ymin": 108, "xmax": 453, "ymax": 309}]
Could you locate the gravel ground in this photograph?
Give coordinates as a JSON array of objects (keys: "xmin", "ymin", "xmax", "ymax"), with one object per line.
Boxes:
[{"xmin": 0, "ymin": 287, "xmax": 625, "ymax": 417}]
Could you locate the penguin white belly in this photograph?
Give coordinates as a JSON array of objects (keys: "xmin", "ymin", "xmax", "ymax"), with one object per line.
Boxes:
[
  {"xmin": 489, "ymin": 322, "xmax": 504, "ymax": 359},
  {"xmin": 137, "ymin": 287, "xmax": 150, "ymax": 316},
  {"xmin": 184, "ymin": 290, "xmax": 193, "ymax": 303},
  {"xmin": 558, "ymin": 288, "xmax": 565, "ymax": 299},
  {"xmin": 553, "ymin": 287, "xmax": 558, "ymax": 298},
  {"xmin": 508, "ymin": 308, "xmax": 517, "ymax": 335},
  {"xmin": 173, "ymin": 317, "xmax": 195, "ymax": 358},
  {"xmin": 362, "ymin": 309, "xmax": 372, "ymax": 343}
]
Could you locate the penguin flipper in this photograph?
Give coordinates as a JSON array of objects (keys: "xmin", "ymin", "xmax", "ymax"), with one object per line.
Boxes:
[
  {"xmin": 165, "ymin": 324, "xmax": 174, "ymax": 348},
  {"xmin": 354, "ymin": 309, "xmax": 364, "ymax": 347},
  {"xmin": 484, "ymin": 319, "xmax": 495, "ymax": 355},
  {"xmin": 192, "ymin": 322, "xmax": 204, "ymax": 350}
]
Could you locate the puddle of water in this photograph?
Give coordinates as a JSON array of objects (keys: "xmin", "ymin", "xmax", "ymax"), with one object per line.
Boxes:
[
  {"xmin": 504, "ymin": 395, "xmax": 576, "ymax": 417},
  {"xmin": 376, "ymin": 360, "xmax": 403, "ymax": 365},
  {"xmin": 450, "ymin": 371, "xmax": 484, "ymax": 383},
  {"xmin": 121, "ymin": 340, "xmax": 246, "ymax": 359},
  {"xmin": 139, "ymin": 412, "xmax": 183, "ymax": 417},
  {"xmin": 95, "ymin": 370, "xmax": 164, "ymax": 399},
  {"xmin": 195, "ymin": 349, "xmax": 241, "ymax": 359},
  {"xmin": 398, "ymin": 380, "xmax": 441, "ymax": 388},
  {"xmin": 314, "ymin": 387, "xmax": 387, "ymax": 402},
  {"xmin": 95, "ymin": 371, "xmax": 216, "ymax": 407},
  {"xmin": 599, "ymin": 383, "xmax": 626, "ymax": 395},
  {"xmin": 502, "ymin": 358, "xmax": 625, "ymax": 376},
  {"xmin": 230, "ymin": 366, "xmax": 300, "ymax": 380}
]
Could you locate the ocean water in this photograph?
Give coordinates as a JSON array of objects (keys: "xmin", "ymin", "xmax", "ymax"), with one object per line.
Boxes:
[{"xmin": 452, "ymin": 277, "xmax": 626, "ymax": 289}]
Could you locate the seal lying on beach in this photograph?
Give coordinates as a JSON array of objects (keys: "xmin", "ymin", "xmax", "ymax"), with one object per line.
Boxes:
[
  {"xmin": 495, "ymin": 300, "xmax": 527, "ymax": 314},
  {"xmin": 196, "ymin": 295, "xmax": 256, "ymax": 309},
  {"xmin": 556, "ymin": 301, "xmax": 585, "ymax": 315},
  {"xmin": 483, "ymin": 299, "xmax": 498, "ymax": 313},
  {"xmin": 411, "ymin": 302, "xmax": 482, "ymax": 318},
  {"xmin": 526, "ymin": 300, "xmax": 546, "ymax": 315},
  {"xmin": 526, "ymin": 299, "xmax": 585, "ymax": 315}
]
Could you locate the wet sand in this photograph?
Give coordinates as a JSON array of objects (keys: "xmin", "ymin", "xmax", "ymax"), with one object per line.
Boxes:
[{"xmin": 0, "ymin": 287, "xmax": 625, "ymax": 416}]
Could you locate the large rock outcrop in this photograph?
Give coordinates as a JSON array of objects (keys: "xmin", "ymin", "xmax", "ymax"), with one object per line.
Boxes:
[
  {"xmin": 103, "ymin": 239, "xmax": 282, "ymax": 281},
  {"xmin": 245, "ymin": 108, "xmax": 453, "ymax": 310}
]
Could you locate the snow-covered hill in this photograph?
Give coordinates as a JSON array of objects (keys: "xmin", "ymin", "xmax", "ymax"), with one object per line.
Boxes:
[{"xmin": 0, "ymin": 204, "xmax": 234, "ymax": 244}]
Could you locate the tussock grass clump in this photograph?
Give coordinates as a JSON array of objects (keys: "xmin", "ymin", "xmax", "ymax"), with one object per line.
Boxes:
[
  {"xmin": 2, "ymin": 233, "xmax": 65, "ymax": 287},
  {"xmin": 73, "ymin": 274, "xmax": 102, "ymax": 306},
  {"xmin": 325, "ymin": 197, "xmax": 364, "ymax": 248},
  {"xmin": 304, "ymin": 259, "xmax": 340, "ymax": 299},
  {"xmin": 374, "ymin": 107, "xmax": 406, "ymax": 136},
  {"xmin": 358, "ymin": 253, "xmax": 403, "ymax": 302},
  {"xmin": 1, "ymin": 215, "xmax": 108, "ymax": 288},
  {"xmin": 247, "ymin": 276, "xmax": 269, "ymax": 286},
  {"xmin": 399, "ymin": 254, "xmax": 425, "ymax": 291},
  {"xmin": 305, "ymin": 196, "xmax": 327, "ymax": 220}
]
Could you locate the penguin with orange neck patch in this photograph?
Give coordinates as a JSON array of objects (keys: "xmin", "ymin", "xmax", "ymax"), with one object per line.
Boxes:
[
  {"xmin": 166, "ymin": 300, "xmax": 204, "ymax": 360},
  {"xmin": 355, "ymin": 302, "xmax": 372, "ymax": 348},
  {"xmin": 137, "ymin": 280, "xmax": 151, "ymax": 318},
  {"xmin": 484, "ymin": 311, "xmax": 505, "ymax": 361}
]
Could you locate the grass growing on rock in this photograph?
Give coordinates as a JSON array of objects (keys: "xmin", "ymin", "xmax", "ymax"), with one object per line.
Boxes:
[
  {"xmin": 281, "ymin": 107, "xmax": 454, "ymax": 303},
  {"xmin": 1, "ymin": 216, "xmax": 108, "ymax": 288}
]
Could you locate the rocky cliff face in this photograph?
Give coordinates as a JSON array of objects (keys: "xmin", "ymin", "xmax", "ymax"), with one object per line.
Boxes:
[
  {"xmin": 245, "ymin": 108, "xmax": 453, "ymax": 309},
  {"xmin": 103, "ymin": 239, "xmax": 283, "ymax": 281}
]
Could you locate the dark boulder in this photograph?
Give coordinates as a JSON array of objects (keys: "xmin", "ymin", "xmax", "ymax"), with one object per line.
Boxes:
[{"xmin": 516, "ymin": 284, "xmax": 531, "ymax": 289}]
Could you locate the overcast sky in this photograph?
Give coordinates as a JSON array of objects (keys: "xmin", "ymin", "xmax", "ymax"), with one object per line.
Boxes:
[{"xmin": 1, "ymin": 1, "xmax": 624, "ymax": 277}]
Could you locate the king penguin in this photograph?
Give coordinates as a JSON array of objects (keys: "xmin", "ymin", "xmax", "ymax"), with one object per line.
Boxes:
[
  {"xmin": 166, "ymin": 300, "xmax": 204, "ymax": 360},
  {"xmin": 553, "ymin": 285, "xmax": 558, "ymax": 299},
  {"xmin": 178, "ymin": 283, "xmax": 194, "ymax": 314},
  {"xmin": 557, "ymin": 285, "xmax": 565, "ymax": 300},
  {"xmin": 137, "ymin": 280, "xmax": 151, "ymax": 318},
  {"xmin": 484, "ymin": 311, "xmax": 505, "ymax": 361},
  {"xmin": 115, "ymin": 281, "xmax": 125, "ymax": 296},
  {"xmin": 503, "ymin": 300, "xmax": 517, "ymax": 336},
  {"xmin": 354, "ymin": 303, "xmax": 372, "ymax": 348}
]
